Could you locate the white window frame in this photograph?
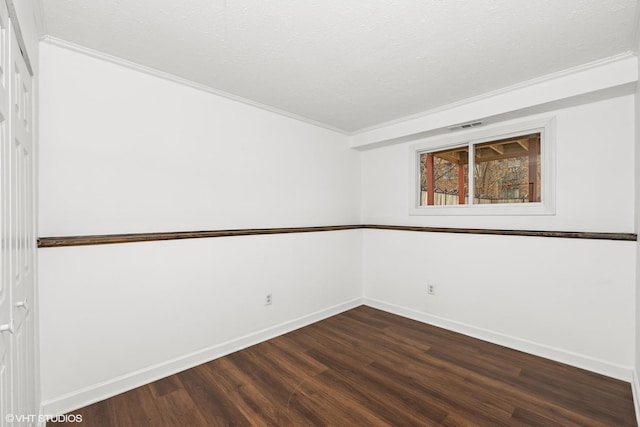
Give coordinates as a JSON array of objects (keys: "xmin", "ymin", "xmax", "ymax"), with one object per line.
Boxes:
[{"xmin": 409, "ymin": 117, "xmax": 556, "ymax": 216}]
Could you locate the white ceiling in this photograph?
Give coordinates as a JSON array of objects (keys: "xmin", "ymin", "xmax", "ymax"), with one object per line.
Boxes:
[{"xmin": 38, "ymin": 0, "xmax": 639, "ymax": 133}]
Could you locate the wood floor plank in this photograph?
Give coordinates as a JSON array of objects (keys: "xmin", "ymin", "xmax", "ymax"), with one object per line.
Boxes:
[
  {"xmin": 107, "ymin": 387, "xmax": 165, "ymax": 427},
  {"xmin": 149, "ymin": 374, "xmax": 184, "ymax": 399},
  {"xmin": 50, "ymin": 306, "xmax": 637, "ymax": 426},
  {"xmin": 61, "ymin": 399, "xmax": 112, "ymax": 427},
  {"xmin": 176, "ymin": 364, "xmax": 252, "ymax": 426},
  {"xmin": 223, "ymin": 347, "xmax": 327, "ymax": 425},
  {"xmin": 150, "ymin": 388, "xmax": 211, "ymax": 427},
  {"xmin": 195, "ymin": 357, "xmax": 284, "ymax": 426}
]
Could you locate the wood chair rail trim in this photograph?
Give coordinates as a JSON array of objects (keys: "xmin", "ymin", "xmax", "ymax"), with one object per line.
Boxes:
[{"xmin": 37, "ymin": 224, "xmax": 637, "ymax": 248}]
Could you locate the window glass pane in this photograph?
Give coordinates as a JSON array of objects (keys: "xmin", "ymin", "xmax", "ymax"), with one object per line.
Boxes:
[
  {"xmin": 420, "ymin": 147, "xmax": 468, "ymax": 206},
  {"xmin": 473, "ymin": 132, "xmax": 541, "ymax": 204}
]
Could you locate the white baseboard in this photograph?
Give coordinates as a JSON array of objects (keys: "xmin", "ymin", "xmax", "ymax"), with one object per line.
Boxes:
[
  {"xmin": 42, "ymin": 296, "xmax": 635, "ymax": 419},
  {"xmin": 363, "ymin": 297, "xmax": 634, "ymax": 382},
  {"xmin": 41, "ymin": 298, "xmax": 363, "ymax": 416},
  {"xmin": 632, "ymin": 371, "xmax": 640, "ymax": 425}
]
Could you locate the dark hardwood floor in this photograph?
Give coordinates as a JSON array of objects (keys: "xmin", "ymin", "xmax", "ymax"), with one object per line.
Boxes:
[{"xmin": 51, "ymin": 306, "xmax": 637, "ymax": 426}]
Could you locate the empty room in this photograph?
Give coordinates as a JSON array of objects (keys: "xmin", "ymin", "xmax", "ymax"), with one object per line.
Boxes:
[{"xmin": 1, "ymin": 0, "xmax": 640, "ymax": 425}]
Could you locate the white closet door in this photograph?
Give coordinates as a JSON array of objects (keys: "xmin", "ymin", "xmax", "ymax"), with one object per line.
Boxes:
[
  {"xmin": 8, "ymin": 10, "xmax": 35, "ymax": 423},
  {"xmin": 0, "ymin": 0, "xmax": 12, "ymax": 421}
]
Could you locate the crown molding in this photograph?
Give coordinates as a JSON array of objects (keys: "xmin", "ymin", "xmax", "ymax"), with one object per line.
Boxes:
[
  {"xmin": 40, "ymin": 35, "xmax": 348, "ymax": 135},
  {"xmin": 351, "ymin": 51, "xmax": 638, "ymax": 148},
  {"xmin": 351, "ymin": 51, "xmax": 638, "ymax": 137},
  {"xmin": 38, "ymin": 35, "xmax": 638, "ymax": 141}
]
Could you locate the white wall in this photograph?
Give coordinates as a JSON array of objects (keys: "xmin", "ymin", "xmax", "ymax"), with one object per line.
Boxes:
[
  {"xmin": 37, "ymin": 33, "xmax": 638, "ymax": 416},
  {"xmin": 38, "ymin": 42, "xmax": 362, "ymax": 413},
  {"xmin": 39, "ymin": 44, "xmax": 360, "ymax": 235},
  {"xmin": 39, "ymin": 230, "xmax": 362, "ymax": 413},
  {"xmin": 362, "ymin": 96, "xmax": 635, "ymax": 232},
  {"xmin": 362, "ymin": 94, "xmax": 637, "ymax": 379}
]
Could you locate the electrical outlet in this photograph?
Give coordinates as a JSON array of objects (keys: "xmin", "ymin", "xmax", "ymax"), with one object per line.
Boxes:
[
  {"xmin": 265, "ymin": 293, "xmax": 273, "ymax": 305},
  {"xmin": 427, "ymin": 284, "xmax": 436, "ymax": 295}
]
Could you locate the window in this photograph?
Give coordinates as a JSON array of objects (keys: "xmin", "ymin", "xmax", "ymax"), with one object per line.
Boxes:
[
  {"xmin": 419, "ymin": 146, "xmax": 469, "ymax": 206},
  {"xmin": 410, "ymin": 118, "xmax": 555, "ymax": 215}
]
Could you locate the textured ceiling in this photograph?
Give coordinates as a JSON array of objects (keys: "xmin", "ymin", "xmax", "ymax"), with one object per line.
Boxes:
[{"xmin": 39, "ymin": 0, "xmax": 638, "ymax": 133}]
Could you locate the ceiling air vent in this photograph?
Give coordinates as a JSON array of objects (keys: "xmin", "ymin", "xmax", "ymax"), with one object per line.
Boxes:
[{"xmin": 448, "ymin": 120, "xmax": 485, "ymax": 131}]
